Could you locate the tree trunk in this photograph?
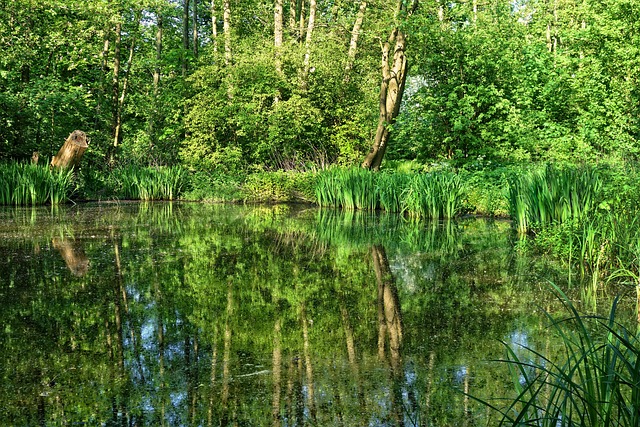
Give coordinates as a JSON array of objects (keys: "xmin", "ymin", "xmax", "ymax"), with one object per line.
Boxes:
[
  {"xmin": 211, "ymin": 0, "xmax": 218, "ymax": 53},
  {"xmin": 183, "ymin": 0, "xmax": 190, "ymax": 76},
  {"xmin": 344, "ymin": 0, "xmax": 367, "ymax": 82},
  {"xmin": 289, "ymin": 0, "xmax": 296, "ymax": 34},
  {"xmin": 51, "ymin": 130, "xmax": 88, "ymax": 169},
  {"xmin": 362, "ymin": 28, "xmax": 408, "ymax": 170},
  {"xmin": 193, "ymin": 0, "xmax": 199, "ymax": 58},
  {"xmin": 274, "ymin": 0, "xmax": 284, "ymax": 77},
  {"xmin": 223, "ymin": 0, "xmax": 232, "ymax": 67},
  {"xmin": 111, "ymin": 20, "xmax": 122, "ymax": 162},
  {"xmin": 298, "ymin": 0, "xmax": 306, "ymax": 42},
  {"xmin": 300, "ymin": 0, "xmax": 316, "ymax": 90},
  {"xmin": 151, "ymin": 10, "xmax": 163, "ymax": 150},
  {"xmin": 113, "ymin": 15, "xmax": 138, "ymax": 156}
]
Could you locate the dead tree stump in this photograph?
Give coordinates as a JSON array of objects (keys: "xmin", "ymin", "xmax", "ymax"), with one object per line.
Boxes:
[{"xmin": 51, "ymin": 130, "xmax": 88, "ymax": 169}]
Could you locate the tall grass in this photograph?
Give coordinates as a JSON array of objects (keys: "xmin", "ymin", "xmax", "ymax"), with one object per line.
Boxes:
[
  {"xmin": 116, "ymin": 165, "xmax": 187, "ymax": 200},
  {"xmin": 508, "ymin": 164, "xmax": 602, "ymax": 233},
  {"xmin": 315, "ymin": 167, "xmax": 466, "ymax": 219},
  {"xmin": 476, "ymin": 285, "xmax": 640, "ymax": 427},
  {"xmin": 0, "ymin": 163, "xmax": 73, "ymax": 205}
]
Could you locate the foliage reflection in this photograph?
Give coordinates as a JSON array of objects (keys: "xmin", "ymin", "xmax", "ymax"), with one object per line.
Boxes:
[{"xmin": 0, "ymin": 203, "xmax": 630, "ymax": 426}]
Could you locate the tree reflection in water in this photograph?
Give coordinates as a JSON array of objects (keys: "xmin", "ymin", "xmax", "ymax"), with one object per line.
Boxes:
[{"xmin": 0, "ymin": 203, "xmax": 624, "ymax": 426}]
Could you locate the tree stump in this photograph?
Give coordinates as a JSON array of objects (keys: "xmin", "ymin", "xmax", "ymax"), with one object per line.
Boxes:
[{"xmin": 51, "ymin": 130, "xmax": 88, "ymax": 170}]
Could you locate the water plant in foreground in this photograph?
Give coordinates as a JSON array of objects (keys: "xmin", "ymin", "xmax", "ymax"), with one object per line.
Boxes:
[
  {"xmin": 474, "ymin": 285, "xmax": 640, "ymax": 426},
  {"xmin": 0, "ymin": 162, "xmax": 73, "ymax": 205}
]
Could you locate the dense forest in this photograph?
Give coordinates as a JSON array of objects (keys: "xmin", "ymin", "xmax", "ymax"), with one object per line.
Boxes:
[{"xmin": 1, "ymin": 0, "xmax": 638, "ymax": 172}]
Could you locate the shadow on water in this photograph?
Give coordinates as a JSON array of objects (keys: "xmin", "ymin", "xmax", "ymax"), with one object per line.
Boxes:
[{"xmin": 0, "ymin": 203, "xmax": 634, "ymax": 426}]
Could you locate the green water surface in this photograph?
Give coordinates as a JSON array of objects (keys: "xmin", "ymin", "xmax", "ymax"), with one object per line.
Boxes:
[{"xmin": 0, "ymin": 202, "xmax": 630, "ymax": 426}]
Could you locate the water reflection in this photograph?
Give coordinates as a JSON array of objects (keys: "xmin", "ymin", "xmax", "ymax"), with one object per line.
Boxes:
[
  {"xmin": 0, "ymin": 203, "xmax": 629, "ymax": 426},
  {"xmin": 52, "ymin": 237, "xmax": 89, "ymax": 276}
]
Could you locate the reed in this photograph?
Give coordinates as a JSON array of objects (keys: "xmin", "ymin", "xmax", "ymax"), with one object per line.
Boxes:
[
  {"xmin": 0, "ymin": 162, "xmax": 73, "ymax": 205},
  {"xmin": 116, "ymin": 165, "xmax": 188, "ymax": 200},
  {"xmin": 508, "ymin": 164, "xmax": 602, "ymax": 233},
  {"xmin": 315, "ymin": 167, "xmax": 466, "ymax": 219},
  {"xmin": 401, "ymin": 172, "xmax": 466, "ymax": 220},
  {"xmin": 476, "ymin": 285, "xmax": 640, "ymax": 427}
]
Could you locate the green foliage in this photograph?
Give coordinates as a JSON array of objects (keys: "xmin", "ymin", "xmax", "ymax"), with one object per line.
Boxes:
[
  {"xmin": 242, "ymin": 171, "xmax": 317, "ymax": 203},
  {"xmin": 395, "ymin": 0, "xmax": 640, "ymax": 165},
  {"xmin": 0, "ymin": 163, "xmax": 72, "ymax": 205},
  {"xmin": 315, "ymin": 167, "xmax": 467, "ymax": 219},
  {"xmin": 479, "ymin": 286, "xmax": 640, "ymax": 427},
  {"xmin": 181, "ymin": 171, "xmax": 245, "ymax": 202},
  {"xmin": 459, "ymin": 162, "xmax": 512, "ymax": 216}
]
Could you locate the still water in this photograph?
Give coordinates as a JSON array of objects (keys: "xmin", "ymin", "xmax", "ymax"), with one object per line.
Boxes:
[{"xmin": 0, "ymin": 202, "xmax": 628, "ymax": 426}]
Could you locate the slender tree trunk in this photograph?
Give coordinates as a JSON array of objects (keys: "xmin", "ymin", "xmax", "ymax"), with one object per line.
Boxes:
[
  {"xmin": 344, "ymin": 0, "xmax": 367, "ymax": 82},
  {"xmin": 113, "ymin": 14, "xmax": 139, "ymax": 157},
  {"xmin": 211, "ymin": 0, "xmax": 218, "ymax": 53},
  {"xmin": 300, "ymin": 0, "xmax": 316, "ymax": 90},
  {"xmin": 274, "ymin": 0, "xmax": 284, "ymax": 76},
  {"xmin": 362, "ymin": 28, "xmax": 408, "ymax": 170},
  {"xmin": 289, "ymin": 0, "xmax": 296, "ymax": 33},
  {"xmin": 298, "ymin": 0, "xmax": 306, "ymax": 42},
  {"xmin": 193, "ymin": 0, "xmax": 198, "ymax": 58},
  {"xmin": 110, "ymin": 20, "xmax": 122, "ymax": 163},
  {"xmin": 151, "ymin": 11, "xmax": 163, "ymax": 151},
  {"xmin": 183, "ymin": 0, "xmax": 190, "ymax": 76},
  {"xmin": 223, "ymin": 0, "xmax": 232, "ymax": 67}
]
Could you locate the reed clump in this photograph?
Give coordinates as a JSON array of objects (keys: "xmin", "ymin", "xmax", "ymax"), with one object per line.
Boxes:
[
  {"xmin": 479, "ymin": 286, "xmax": 640, "ymax": 427},
  {"xmin": 116, "ymin": 165, "xmax": 188, "ymax": 200},
  {"xmin": 0, "ymin": 163, "xmax": 73, "ymax": 206},
  {"xmin": 315, "ymin": 167, "xmax": 466, "ymax": 219},
  {"xmin": 507, "ymin": 164, "xmax": 602, "ymax": 234}
]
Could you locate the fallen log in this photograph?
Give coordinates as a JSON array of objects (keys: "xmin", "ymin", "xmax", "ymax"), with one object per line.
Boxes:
[{"xmin": 51, "ymin": 130, "xmax": 88, "ymax": 170}]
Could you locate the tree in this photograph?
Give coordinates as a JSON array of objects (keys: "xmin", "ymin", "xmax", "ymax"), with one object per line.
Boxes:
[{"xmin": 361, "ymin": 0, "xmax": 416, "ymax": 170}]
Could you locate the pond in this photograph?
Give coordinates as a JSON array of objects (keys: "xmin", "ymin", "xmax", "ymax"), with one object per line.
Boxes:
[{"xmin": 0, "ymin": 202, "xmax": 632, "ymax": 426}]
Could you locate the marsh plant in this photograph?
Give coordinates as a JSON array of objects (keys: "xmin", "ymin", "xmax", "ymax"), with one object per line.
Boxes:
[
  {"xmin": 0, "ymin": 163, "xmax": 73, "ymax": 205},
  {"xmin": 315, "ymin": 167, "xmax": 466, "ymax": 219},
  {"xmin": 116, "ymin": 165, "xmax": 187, "ymax": 200},
  {"xmin": 508, "ymin": 164, "xmax": 602, "ymax": 234},
  {"xmin": 478, "ymin": 286, "xmax": 640, "ymax": 426}
]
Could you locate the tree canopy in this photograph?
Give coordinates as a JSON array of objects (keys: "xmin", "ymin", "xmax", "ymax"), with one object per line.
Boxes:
[{"xmin": 1, "ymin": 0, "xmax": 638, "ymax": 170}]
